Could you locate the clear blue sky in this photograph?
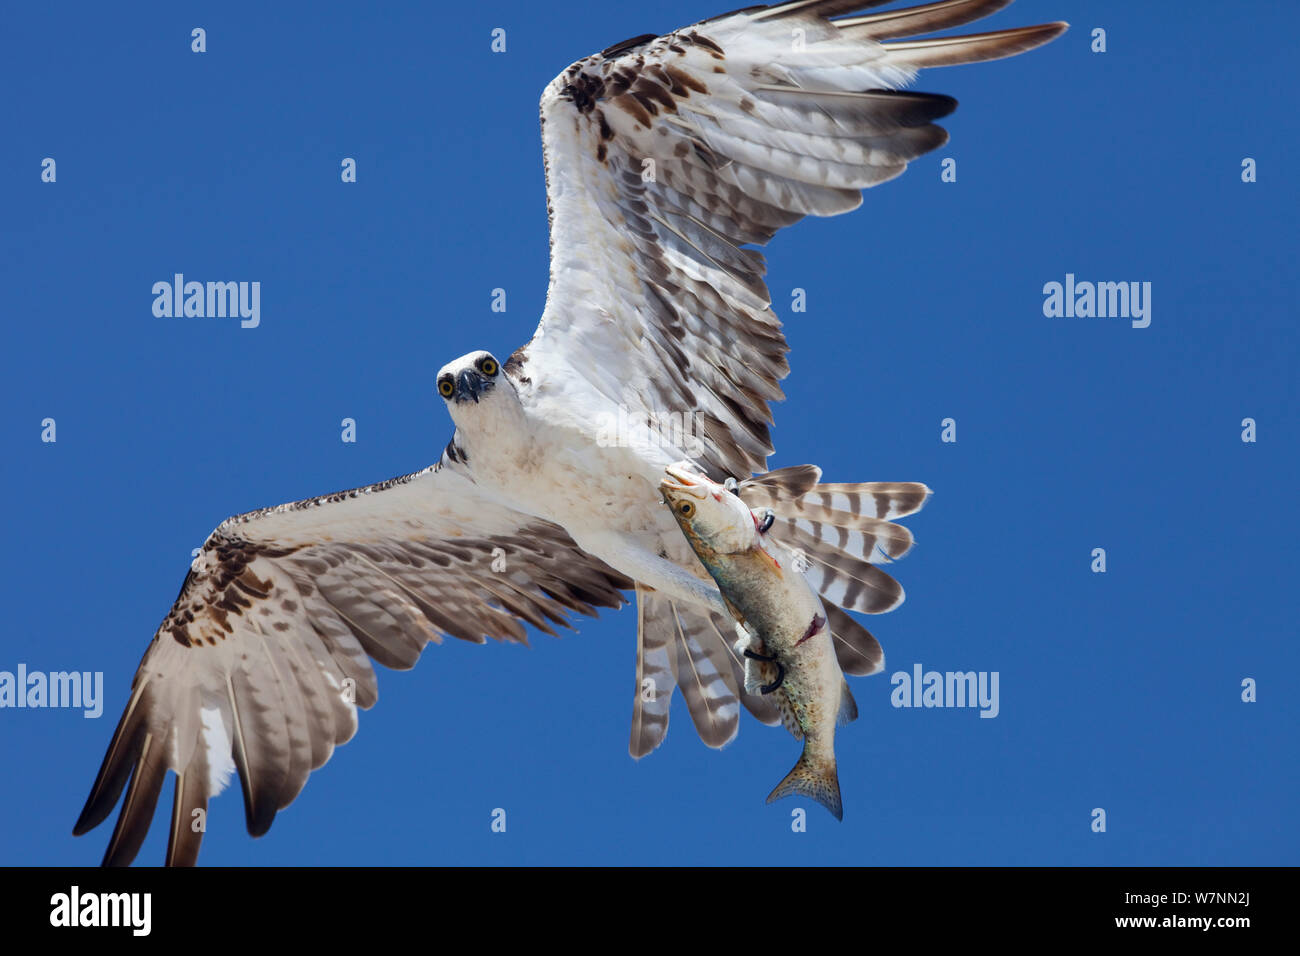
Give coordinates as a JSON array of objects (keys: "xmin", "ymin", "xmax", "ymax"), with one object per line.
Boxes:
[{"xmin": 2, "ymin": 0, "xmax": 1295, "ymax": 866}]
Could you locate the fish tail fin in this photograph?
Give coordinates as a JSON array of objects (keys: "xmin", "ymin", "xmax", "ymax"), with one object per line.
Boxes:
[{"xmin": 766, "ymin": 746, "xmax": 843, "ymax": 821}]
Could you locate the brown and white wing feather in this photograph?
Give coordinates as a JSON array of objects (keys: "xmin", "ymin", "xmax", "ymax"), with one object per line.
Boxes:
[
  {"xmin": 629, "ymin": 584, "xmax": 677, "ymax": 756},
  {"xmin": 519, "ymin": 1, "xmax": 1065, "ymax": 478},
  {"xmin": 75, "ymin": 461, "xmax": 631, "ymax": 866}
]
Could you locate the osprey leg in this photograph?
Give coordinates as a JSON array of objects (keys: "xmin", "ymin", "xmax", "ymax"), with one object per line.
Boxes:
[{"xmin": 572, "ymin": 530, "xmax": 729, "ymax": 617}]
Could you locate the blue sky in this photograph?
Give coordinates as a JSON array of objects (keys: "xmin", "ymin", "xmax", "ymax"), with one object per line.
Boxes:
[{"xmin": 2, "ymin": 0, "xmax": 1295, "ymax": 866}]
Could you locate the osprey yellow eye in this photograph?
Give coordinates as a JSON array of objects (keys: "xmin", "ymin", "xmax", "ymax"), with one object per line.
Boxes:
[
  {"xmin": 679, "ymin": 501, "xmax": 694, "ymax": 516},
  {"xmin": 479, "ymin": 357, "xmax": 498, "ymax": 376},
  {"xmin": 438, "ymin": 379, "xmax": 454, "ymax": 398}
]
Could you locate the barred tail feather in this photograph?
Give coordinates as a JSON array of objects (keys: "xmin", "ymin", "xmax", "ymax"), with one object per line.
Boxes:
[
  {"xmin": 826, "ymin": 602, "xmax": 884, "ymax": 676},
  {"xmin": 739, "ymin": 468, "xmax": 929, "ymax": 615}
]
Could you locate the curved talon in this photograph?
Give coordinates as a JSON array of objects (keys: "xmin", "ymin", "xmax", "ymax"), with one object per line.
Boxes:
[
  {"xmin": 758, "ymin": 509, "xmax": 775, "ymax": 534},
  {"xmin": 742, "ymin": 648, "xmax": 785, "ymax": 694},
  {"xmin": 759, "ymin": 662, "xmax": 785, "ymax": 695}
]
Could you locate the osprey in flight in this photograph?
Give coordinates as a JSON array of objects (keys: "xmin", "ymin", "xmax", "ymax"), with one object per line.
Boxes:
[{"xmin": 76, "ymin": 0, "xmax": 1065, "ymax": 864}]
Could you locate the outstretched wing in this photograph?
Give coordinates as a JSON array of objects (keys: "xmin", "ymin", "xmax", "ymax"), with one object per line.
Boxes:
[
  {"xmin": 74, "ymin": 459, "xmax": 631, "ymax": 866},
  {"xmin": 516, "ymin": 0, "xmax": 1065, "ymax": 478}
]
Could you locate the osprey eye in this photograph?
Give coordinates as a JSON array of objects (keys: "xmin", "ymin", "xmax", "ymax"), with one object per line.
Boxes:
[
  {"xmin": 479, "ymin": 357, "xmax": 498, "ymax": 376},
  {"xmin": 438, "ymin": 379, "xmax": 454, "ymax": 398},
  {"xmin": 678, "ymin": 502, "xmax": 694, "ymax": 516}
]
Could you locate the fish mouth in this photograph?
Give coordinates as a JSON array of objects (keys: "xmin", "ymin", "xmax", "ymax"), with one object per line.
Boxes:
[{"xmin": 659, "ymin": 463, "xmax": 710, "ymax": 500}]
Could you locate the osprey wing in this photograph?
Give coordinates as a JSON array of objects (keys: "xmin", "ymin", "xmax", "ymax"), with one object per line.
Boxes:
[
  {"xmin": 520, "ymin": 0, "xmax": 1065, "ymax": 477},
  {"xmin": 74, "ymin": 458, "xmax": 631, "ymax": 865}
]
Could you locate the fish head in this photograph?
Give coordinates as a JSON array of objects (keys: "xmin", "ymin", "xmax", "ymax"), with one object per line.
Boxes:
[{"xmin": 660, "ymin": 462, "xmax": 758, "ymax": 557}]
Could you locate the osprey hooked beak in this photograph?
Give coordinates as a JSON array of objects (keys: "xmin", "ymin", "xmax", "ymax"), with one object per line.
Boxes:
[
  {"xmin": 456, "ymin": 368, "xmax": 485, "ymax": 404},
  {"xmin": 437, "ymin": 351, "xmax": 502, "ymax": 406}
]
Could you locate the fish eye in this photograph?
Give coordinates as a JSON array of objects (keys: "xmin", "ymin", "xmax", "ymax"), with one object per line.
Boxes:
[
  {"xmin": 678, "ymin": 501, "xmax": 694, "ymax": 516},
  {"xmin": 438, "ymin": 378, "xmax": 454, "ymax": 398},
  {"xmin": 478, "ymin": 357, "xmax": 498, "ymax": 376}
]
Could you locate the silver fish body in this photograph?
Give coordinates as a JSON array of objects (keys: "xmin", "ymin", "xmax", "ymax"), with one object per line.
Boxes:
[{"xmin": 660, "ymin": 462, "xmax": 856, "ymax": 819}]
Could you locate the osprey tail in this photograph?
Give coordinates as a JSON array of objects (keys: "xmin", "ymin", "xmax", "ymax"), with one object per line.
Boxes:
[{"xmin": 737, "ymin": 465, "xmax": 931, "ymax": 676}]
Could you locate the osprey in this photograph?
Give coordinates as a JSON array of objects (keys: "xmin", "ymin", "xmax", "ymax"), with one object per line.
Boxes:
[{"xmin": 76, "ymin": 0, "xmax": 1065, "ymax": 864}]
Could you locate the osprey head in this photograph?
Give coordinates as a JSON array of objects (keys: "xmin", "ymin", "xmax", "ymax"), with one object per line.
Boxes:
[{"xmin": 436, "ymin": 351, "xmax": 505, "ymax": 408}]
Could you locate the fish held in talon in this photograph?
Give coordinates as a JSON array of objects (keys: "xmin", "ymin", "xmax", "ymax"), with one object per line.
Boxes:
[{"xmin": 660, "ymin": 462, "xmax": 857, "ymax": 821}]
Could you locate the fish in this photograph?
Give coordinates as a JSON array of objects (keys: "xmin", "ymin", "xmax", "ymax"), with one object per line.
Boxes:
[{"xmin": 660, "ymin": 461, "xmax": 858, "ymax": 819}]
